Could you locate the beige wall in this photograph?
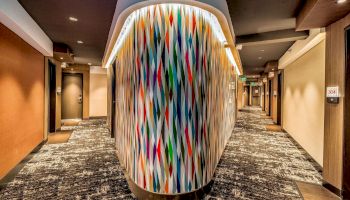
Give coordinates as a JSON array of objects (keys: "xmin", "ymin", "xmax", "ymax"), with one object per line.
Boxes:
[
  {"xmin": 0, "ymin": 23, "xmax": 44, "ymax": 178},
  {"xmin": 90, "ymin": 73, "xmax": 107, "ymax": 117},
  {"xmin": 283, "ymin": 40, "xmax": 325, "ymax": 165}
]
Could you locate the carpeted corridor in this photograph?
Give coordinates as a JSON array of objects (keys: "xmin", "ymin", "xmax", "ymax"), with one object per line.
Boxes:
[{"xmin": 0, "ymin": 107, "xmax": 322, "ymax": 199}]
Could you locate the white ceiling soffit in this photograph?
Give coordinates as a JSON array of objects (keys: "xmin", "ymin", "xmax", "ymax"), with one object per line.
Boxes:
[
  {"xmin": 278, "ymin": 28, "xmax": 325, "ymax": 69},
  {"xmin": 105, "ymin": 0, "xmax": 235, "ymax": 55},
  {"xmin": 0, "ymin": 0, "xmax": 53, "ymax": 56}
]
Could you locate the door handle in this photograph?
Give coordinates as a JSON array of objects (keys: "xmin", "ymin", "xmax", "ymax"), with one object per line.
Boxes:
[{"xmin": 78, "ymin": 96, "xmax": 82, "ymax": 104}]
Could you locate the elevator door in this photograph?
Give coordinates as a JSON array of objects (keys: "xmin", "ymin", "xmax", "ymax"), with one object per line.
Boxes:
[{"xmin": 62, "ymin": 73, "xmax": 83, "ymax": 119}]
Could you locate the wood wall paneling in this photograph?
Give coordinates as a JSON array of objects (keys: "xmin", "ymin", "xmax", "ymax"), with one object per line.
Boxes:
[
  {"xmin": 54, "ymin": 59, "xmax": 62, "ymax": 130},
  {"xmin": 323, "ymin": 13, "xmax": 350, "ymax": 190},
  {"xmin": 0, "ymin": 23, "xmax": 44, "ymax": 179},
  {"xmin": 237, "ymin": 80, "xmax": 244, "ymax": 110},
  {"xmin": 272, "ymin": 73, "xmax": 279, "ymax": 124}
]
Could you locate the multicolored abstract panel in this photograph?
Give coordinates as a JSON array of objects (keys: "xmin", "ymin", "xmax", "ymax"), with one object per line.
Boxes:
[{"xmin": 114, "ymin": 4, "xmax": 237, "ymax": 194}]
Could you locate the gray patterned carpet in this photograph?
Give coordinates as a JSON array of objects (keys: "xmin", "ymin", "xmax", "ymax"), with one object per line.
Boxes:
[
  {"xmin": 0, "ymin": 107, "xmax": 322, "ymax": 199},
  {"xmin": 0, "ymin": 120, "xmax": 135, "ymax": 200},
  {"xmin": 207, "ymin": 107, "xmax": 322, "ymax": 200}
]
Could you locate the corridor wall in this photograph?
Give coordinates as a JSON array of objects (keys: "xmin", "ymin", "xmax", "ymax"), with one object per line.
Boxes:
[
  {"xmin": 0, "ymin": 23, "xmax": 44, "ymax": 179},
  {"xmin": 112, "ymin": 4, "xmax": 237, "ymax": 195},
  {"xmin": 90, "ymin": 72, "xmax": 107, "ymax": 117},
  {"xmin": 282, "ymin": 40, "xmax": 325, "ymax": 165}
]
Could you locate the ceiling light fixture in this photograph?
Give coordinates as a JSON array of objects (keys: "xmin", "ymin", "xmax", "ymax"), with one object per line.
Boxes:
[
  {"xmin": 69, "ymin": 16, "xmax": 78, "ymax": 22},
  {"xmin": 337, "ymin": 0, "xmax": 347, "ymax": 3},
  {"xmin": 60, "ymin": 57, "xmax": 63, "ymax": 60},
  {"xmin": 88, "ymin": 63, "xmax": 92, "ymax": 66},
  {"xmin": 260, "ymin": 50, "xmax": 265, "ymax": 52},
  {"xmin": 77, "ymin": 40, "xmax": 84, "ymax": 44},
  {"xmin": 258, "ymin": 57, "xmax": 262, "ymax": 60}
]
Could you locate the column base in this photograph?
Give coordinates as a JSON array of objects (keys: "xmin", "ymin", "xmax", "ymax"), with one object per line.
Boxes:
[{"xmin": 125, "ymin": 175, "xmax": 214, "ymax": 200}]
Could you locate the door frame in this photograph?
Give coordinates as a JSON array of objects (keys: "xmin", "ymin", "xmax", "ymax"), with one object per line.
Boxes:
[
  {"xmin": 343, "ymin": 25, "xmax": 350, "ymax": 199},
  {"xmin": 61, "ymin": 72, "xmax": 84, "ymax": 120}
]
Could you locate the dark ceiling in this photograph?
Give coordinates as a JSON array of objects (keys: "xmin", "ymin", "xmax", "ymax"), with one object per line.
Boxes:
[
  {"xmin": 19, "ymin": 0, "xmax": 118, "ymax": 66},
  {"xmin": 226, "ymin": 0, "xmax": 306, "ymax": 75}
]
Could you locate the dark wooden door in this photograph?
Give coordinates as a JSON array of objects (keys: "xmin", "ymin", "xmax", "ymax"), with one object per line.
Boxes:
[
  {"xmin": 49, "ymin": 60, "xmax": 56, "ymax": 132},
  {"xmin": 343, "ymin": 26, "xmax": 350, "ymax": 200}
]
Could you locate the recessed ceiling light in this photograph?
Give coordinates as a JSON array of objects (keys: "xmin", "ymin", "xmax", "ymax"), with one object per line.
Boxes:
[
  {"xmin": 272, "ymin": 69, "xmax": 275, "ymax": 71},
  {"xmin": 337, "ymin": 0, "xmax": 347, "ymax": 4},
  {"xmin": 77, "ymin": 40, "xmax": 84, "ymax": 44},
  {"xmin": 69, "ymin": 16, "xmax": 78, "ymax": 22},
  {"xmin": 88, "ymin": 63, "xmax": 92, "ymax": 66},
  {"xmin": 260, "ymin": 50, "xmax": 265, "ymax": 52},
  {"xmin": 60, "ymin": 57, "xmax": 63, "ymax": 60},
  {"xmin": 258, "ymin": 57, "xmax": 262, "ymax": 59}
]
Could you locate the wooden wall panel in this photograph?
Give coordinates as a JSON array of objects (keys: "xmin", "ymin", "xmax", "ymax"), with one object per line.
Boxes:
[
  {"xmin": 323, "ymin": 13, "xmax": 350, "ymax": 190},
  {"xmin": 265, "ymin": 79, "xmax": 270, "ymax": 115},
  {"xmin": 54, "ymin": 59, "xmax": 62, "ymax": 130},
  {"xmin": 0, "ymin": 23, "xmax": 44, "ymax": 179},
  {"xmin": 272, "ymin": 74, "xmax": 278, "ymax": 123},
  {"xmin": 237, "ymin": 81, "xmax": 244, "ymax": 110}
]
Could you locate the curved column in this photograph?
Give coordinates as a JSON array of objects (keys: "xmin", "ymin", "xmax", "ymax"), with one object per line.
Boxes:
[{"xmin": 112, "ymin": 3, "xmax": 237, "ymax": 197}]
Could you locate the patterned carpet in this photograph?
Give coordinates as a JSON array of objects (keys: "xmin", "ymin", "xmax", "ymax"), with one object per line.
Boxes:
[
  {"xmin": 0, "ymin": 107, "xmax": 322, "ymax": 199},
  {"xmin": 207, "ymin": 107, "xmax": 322, "ymax": 200},
  {"xmin": 0, "ymin": 120, "xmax": 135, "ymax": 199}
]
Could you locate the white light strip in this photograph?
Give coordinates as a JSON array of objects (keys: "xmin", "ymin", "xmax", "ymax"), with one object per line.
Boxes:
[{"xmin": 104, "ymin": 3, "xmax": 241, "ymax": 76}]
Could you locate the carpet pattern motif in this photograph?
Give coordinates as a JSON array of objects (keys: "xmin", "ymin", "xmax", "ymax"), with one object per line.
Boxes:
[
  {"xmin": 0, "ymin": 107, "xmax": 322, "ymax": 199},
  {"xmin": 0, "ymin": 120, "xmax": 135, "ymax": 199},
  {"xmin": 207, "ymin": 107, "xmax": 322, "ymax": 200}
]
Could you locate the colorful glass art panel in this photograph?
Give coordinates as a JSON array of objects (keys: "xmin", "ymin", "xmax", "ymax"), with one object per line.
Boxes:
[{"xmin": 114, "ymin": 4, "xmax": 237, "ymax": 194}]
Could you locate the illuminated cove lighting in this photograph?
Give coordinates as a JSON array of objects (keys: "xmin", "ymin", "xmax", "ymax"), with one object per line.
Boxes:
[{"xmin": 105, "ymin": 3, "xmax": 241, "ymax": 75}]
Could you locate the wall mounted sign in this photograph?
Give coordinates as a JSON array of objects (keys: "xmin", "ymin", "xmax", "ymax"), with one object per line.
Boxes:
[{"xmin": 326, "ymin": 86, "xmax": 339, "ymax": 103}]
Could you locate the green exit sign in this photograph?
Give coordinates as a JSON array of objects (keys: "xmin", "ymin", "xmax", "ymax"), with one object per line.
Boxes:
[{"xmin": 240, "ymin": 76, "xmax": 246, "ymax": 82}]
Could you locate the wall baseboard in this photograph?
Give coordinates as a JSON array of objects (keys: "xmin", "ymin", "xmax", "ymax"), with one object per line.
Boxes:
[
  {"xmin": 322, "ymin": 181, "xmax": 342, "ymax": 197},
  {"xmin": 89, "ymin": 116, "xmax": 107, "ymax": 119}
]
